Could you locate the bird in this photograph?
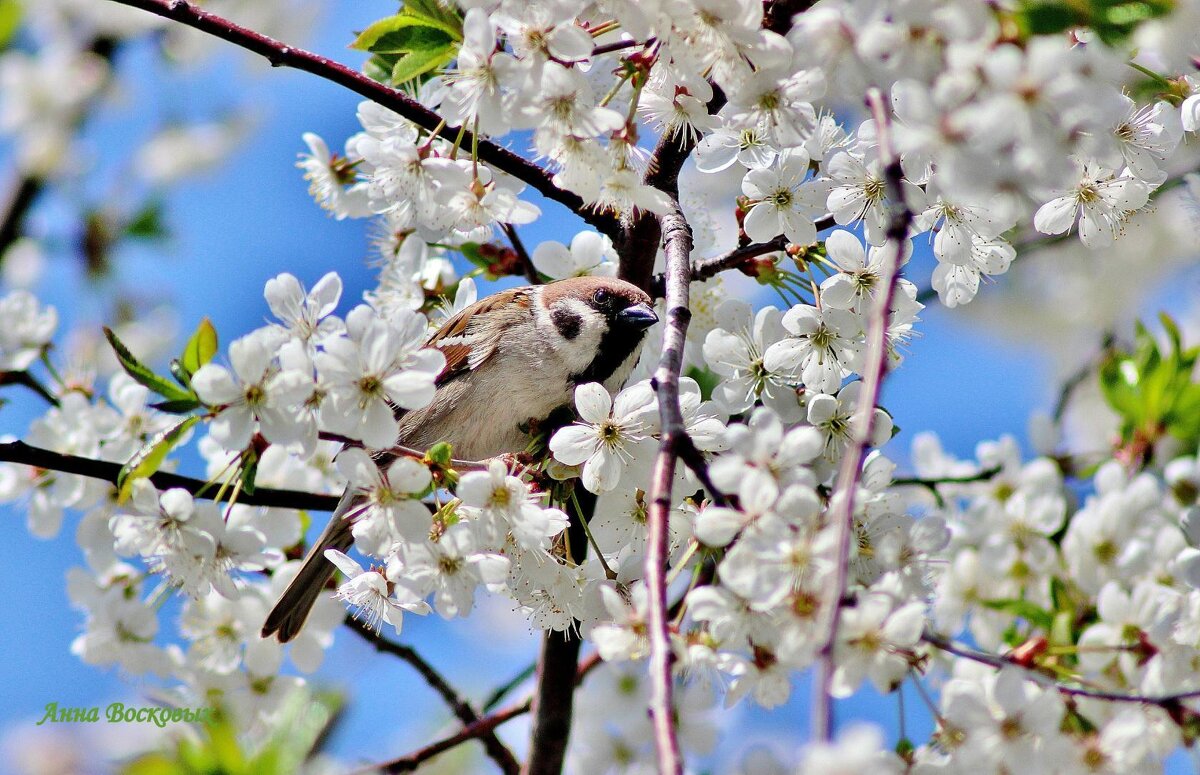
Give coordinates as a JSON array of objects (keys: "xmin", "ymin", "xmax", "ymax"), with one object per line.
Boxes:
[{"xmin": 262, "ymin": 275, "xmax": 659, "ymax": 642}]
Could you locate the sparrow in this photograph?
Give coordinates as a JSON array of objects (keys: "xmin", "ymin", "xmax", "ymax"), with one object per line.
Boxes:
[{"xmin": 262, "ymin": 275, "xmax": 658, "ymax": 641}]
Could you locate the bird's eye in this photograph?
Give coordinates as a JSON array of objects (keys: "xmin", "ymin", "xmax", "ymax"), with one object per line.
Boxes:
[{"xmin": 592, "ymin": 289, "xmax": 611, "ymax": 305}]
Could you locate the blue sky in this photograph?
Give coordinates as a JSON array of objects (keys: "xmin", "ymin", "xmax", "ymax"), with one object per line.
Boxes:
[{"xmin": 0, "ymin": 3, "xmax": 1187, "ymax": 772}]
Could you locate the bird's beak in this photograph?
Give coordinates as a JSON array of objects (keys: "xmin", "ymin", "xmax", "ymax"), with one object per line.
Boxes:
[{"xmin": 616, "ymin": 303, "xmax": 658, "ymax": 330}]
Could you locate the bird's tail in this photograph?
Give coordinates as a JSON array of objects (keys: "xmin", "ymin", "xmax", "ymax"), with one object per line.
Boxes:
[{"xmin": 262, "ymin": 488, "xmax": 359, "ymax": 642}]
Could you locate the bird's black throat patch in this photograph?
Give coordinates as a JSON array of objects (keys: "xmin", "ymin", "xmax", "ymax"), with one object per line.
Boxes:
[{"xmin": 570, "ymin": 326, "xmax": 645, "ymax": 386}]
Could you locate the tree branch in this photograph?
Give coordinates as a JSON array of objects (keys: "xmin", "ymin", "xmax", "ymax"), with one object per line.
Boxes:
[
  {"xmin": 368, "ymin": 699, "xmax": 532, "ymax": 774},
  {"xmin": 364, "ymin": 653, "xmax": 604, "ymax": 774},
  {"xmin": 0, "ymin": 440, "xmax": 341, "ymax": 510},
  {"xmin": 502, "ymin": 223, "xmax": 541, "ymax": 285},
  {"xmin": 922, "ymin": 630, "xmax": 1200, "ymax": 705},
  {"xmin": 643, "ymin": 204, "xmax": 694, "ymax": 775},
  {"xmin": 524, "ymin": 488, "xmax": 595, "ymax": 775},
  {"xmin": 0, "ymin": 177, "xmax": 43, "ymax": 262},
  {"xmin": 0, "ymin": 370, "xmax": 60, "ymax": 406},
  {"xmin": 102, "ymin": 0, "xmax": 620, "ymax": 239},
  {"xmin": 345, "ymin": 616, "xmax": 520, "ymax": 775},
  {"xmin": 811, "ymin": 87, "xmax": 915, "ymax": 742}
]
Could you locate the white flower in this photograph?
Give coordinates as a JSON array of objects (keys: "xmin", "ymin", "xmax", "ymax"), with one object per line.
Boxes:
[
  {"xmin": 1033, "ymin": 162, "xmax": 1149, "ymax": 248},
  {"xmin": 396, "ymin": 523, "xmax": 509, "ymax": 618},
  {"xmin": 336, "ymin": 447, "xmax": 433, "ymax": 553},
  {"xmin": 709, "ymin": 408, "xmax": 823, "ymax": 511},
  {"xmin": 832, "ymin": 592, "xmax": 924, "ymax": 696},
  {"xmin": 315, "ymin": 306, "xmax": 444, "ymax": 449},
  {"xmin": 324, "ymin": 549, "xmax": 429, "ymax": 635},
  {"xmin": 797, "ymin": 724, "xmax": 904, "ymax": 775},
  {"xmin": 531, "ymin": 231, "xmax": 618, "ymax": 279},
  {"xmin": 549, "ymin": 381, "xmax": 659, "ymax": 493},
  {"xmin": 264, "ymin": 271, "xmax": 344, "ymax": 346},
  {"xmin": 762, "ymin": 304, "xmax": 864, "ymax": 394},
  {"xmin": 694, "ymin": 124, "xmax": 777, "ymax": 173},
  {"xmin": 297, "ymin": 132, "xmax": 372, "ymax": 219},
  {"xmin": 0, "ymin": 289, "xmax": 57, "ymax": 370},
  {"xmin": 741, "ymin": 150, "xmax": 826, "ymax": 245},
  {"xmin": 703, "ymin": 299, "xmax": 803, "ymax": 420},
  {"xmin": 457, "ymin": 460, "xmax": 567, "ymax": 551},
  {"xmin": 192, "ymin": 330, "xmax": 312, "ymax": 450}
]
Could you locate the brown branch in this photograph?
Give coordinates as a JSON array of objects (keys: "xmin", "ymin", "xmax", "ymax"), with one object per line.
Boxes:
[
  {"xmin": 811, "ymin": 87, "xmax": 915, "ymax": 742},
  {"xmin": 922, "ymin": 630, "xmax": 1200, "ymax": 705},
  {"xmin": 346, "ymin": 617, "xmax": 520, "ymax": 775},
  {"xmin": 0, "ymin": 440, "xmax": 341, "ymax": 510},
  {"xmin": 643, "ymin": 204, "xmax": 694, "ymax": 775},
  {"xmin": 0, "ymin": 370, "xmax": 60, "ymax": 406},
  {"xmin": 502, "ymin": 223, "xmax": 541, "ymax": 285},
  {"xmin": 365, "ymin": 653, "xmax": 604, "ymax": 774},
  {"xmin": 590, "ymin": 37, "xmax": 656, "ymax": 57},
  {"xmin": 102, "ymin": 0, "xmax": 620, "ymax": 239},
  {"xmin": 524, "ymin": 488, "xmax": 594, "ymax": 775},
  {"xmin": 0, "ymin": 177, "xmax": 43, "ymax": 262},
  {"xmin": 368, "ymin": 699, "xmax": 532, "ymax": 774}
]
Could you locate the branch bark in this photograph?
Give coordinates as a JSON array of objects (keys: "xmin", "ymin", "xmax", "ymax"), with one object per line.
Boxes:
[
  {"xmin": 102, "ymin": 0, "xmax": 620, "ymax": 239},
  {"xmin": 371, "ymin": 699, "xmax": 532, "ymax": 774},
  {"xmin": 811, "ymin": 87, "xmax": 915, "ymax": 742},
  {"xmin": 643, "ymin": 204, "xmax": 695, "ymax": 775},
  {"xmin": 922, "ymin": 630, "xmax": 1200, "ymax": 705},
  {"xmin": 524, "ymin": 487, "xmax": 594, "ymax": 775},
  {"xmin": 346, "ymin": 617, "xmax": 520, "ymax": 774},
  {"xmin": 0, "ymin": 440, "xmax": 341, "ymax": 511}
]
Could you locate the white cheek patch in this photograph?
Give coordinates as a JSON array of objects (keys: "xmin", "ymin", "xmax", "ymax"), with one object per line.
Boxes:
[{"xmin": 552, "ymin": 297, "xmax": 609, "ymax": 374}]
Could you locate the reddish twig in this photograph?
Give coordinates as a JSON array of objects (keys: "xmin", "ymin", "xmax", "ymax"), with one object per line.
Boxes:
[
  {"xmin": 367, "ymin": 700, "xmax": 531, "ymax": 774},
  {"xmin": 345, "ymin": 617, "xmax": 520, "ymax": 774},
  {"xmin": 811, "ymin": 87, "xmax": 914, "ymax": 742},
  {"xmin": 501, "ymin": 223, "xmax": 541, "ymax": 285},
  {"xmin": 922, "ymin": 630, "xmax": 1200, "ymax": 704},
  {"xmin": 102, "ymin": 0, "xmax": 620, "ymax": 239},
  {"xmin": 643, "ymin": 204, "xmax": 694, "ymax": 775},
  {"xmin": 364, "ymin": 652, "xmax": 604, "ymax": 774},
  {"xmin": 0, "ymin": 440, "xmax": 341, "ymax": 510}
]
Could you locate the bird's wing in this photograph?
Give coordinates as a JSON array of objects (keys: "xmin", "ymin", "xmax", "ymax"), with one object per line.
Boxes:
[{"xmin": 426, "ymin": 286, "xmax": 533, "ymax": 385}]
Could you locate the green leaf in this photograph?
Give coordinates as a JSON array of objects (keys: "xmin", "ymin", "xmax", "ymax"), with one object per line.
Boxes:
[
  {"xmin": 981, "ymin": 598, "xmax": 1055, "ymax": 631},
  {"xmin": 125, "ymin": 200, "xmax": 168, "ymax": 240},
  {"xmin": 117, "ymin": 417, "xmax": 199, "ymax": 501},
  {"xmin": 181, "ymin": 318, "xmax": 219, "ymax": 377},
  {"xmin": 355, "ymin": 21, "xmax": 453, "ymax": 54},
  {"xmin": 685, "ymin": 365, "xmax": 720, "ymax": 403},
  {"xmin": 104, "ymin": 327, "xmax": 194, "ymax": 403},
  {"xmin": 150, "ymin": 398, "xmax": 204, "ymax": 414},
  {"xmin": 0, "ymin": 0, "xmax": 22, "ymax": 50},
  {"xmin": 240, "ymin": 450, "xmax": 259, "ymax": 496},
  {"xmin": 390, "ymin": 43, "xmax": 455, "ymax": 85}
]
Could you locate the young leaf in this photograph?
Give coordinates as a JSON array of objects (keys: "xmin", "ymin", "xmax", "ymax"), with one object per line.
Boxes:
[
  {"xmin": 104, "ymin": 327, "xmax": 194, "ymax": 403},
  {"xmin": 390, "ymin": 43, "xmax": 455, "ymax": 85},
  {"xmin": 181, "ymin": 318, "xmax": 219, "ymax": 377},
  {"xmin": 117, "ymin": 416, "xmax": 199, "ymax": 501}
]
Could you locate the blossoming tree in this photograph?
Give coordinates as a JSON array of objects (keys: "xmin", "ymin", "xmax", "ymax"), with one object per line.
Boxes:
[{"xmin": 4, "ymin": 0, "xmax": 1200, "ymax": 771}]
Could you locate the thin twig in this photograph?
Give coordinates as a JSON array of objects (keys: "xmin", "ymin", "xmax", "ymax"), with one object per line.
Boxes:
[
  {"xmin": 102, "ymin": 0, "xmax": 620, "ymax": 239},
  {"xmin": 643, "ymin": 204, "xmax": 694, "ymax": 775},
  {"xmin": 481, "ymin": 662, "xmax": 537, "ymax": 712},
  {"xmin": 345, "ymin": 617, "xmax": 520, "ymax": 774},
  {"xmin": 363, "ymin": 653, "xmax": 604, "ymax": 775},
  {"xmin": 590, "ymin": 36, "xmax": 656, "ymax": 57},
  {"xmin": 0, "ymin": 440, "xmax": 341, "ymax": 510},
  {"xmin": 0, "ymin": 370, "xmax": 60, "ymax": 406},
  {"xmin": 364, "ymin": 699, "xmax": 532, "ymax": 774},
  {"xmin": 501, "ymin": 223, "xmax": 540, "ymax": 284},
  {"xmin": 0, "ymin": 177, "xmax": 43, "ymax": 262},
  {"xmin": 921, "ymin": 630, "xmax": 1200, "ymax": 704},
  {"xmin": 811, "ymin": 87, "xmax": 915, "ymax": 742}
]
